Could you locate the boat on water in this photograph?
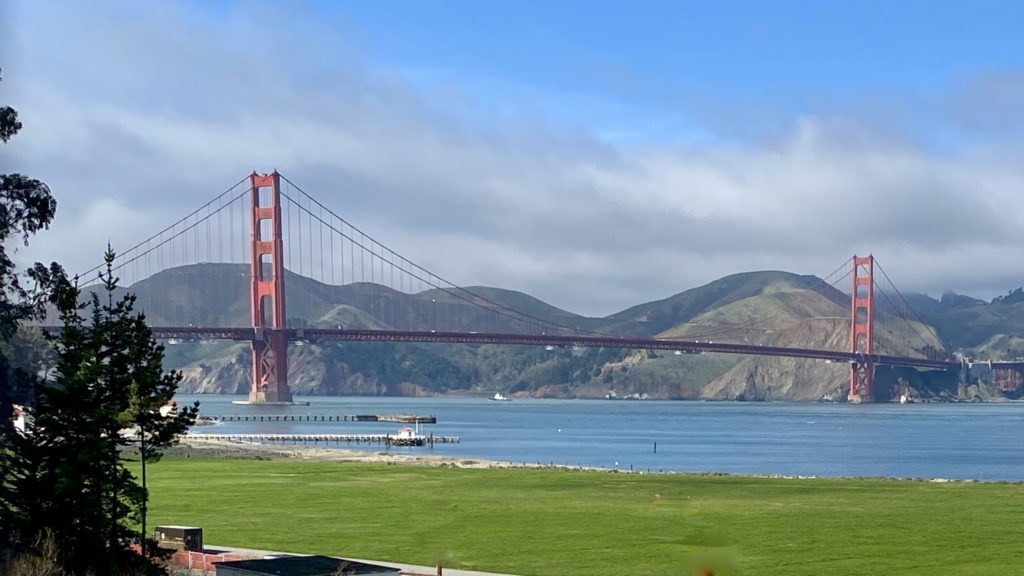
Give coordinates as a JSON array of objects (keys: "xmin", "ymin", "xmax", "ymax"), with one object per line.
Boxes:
[{"xmin": 491, "ymin": 391, "xmax": 512, "ymax": 401}]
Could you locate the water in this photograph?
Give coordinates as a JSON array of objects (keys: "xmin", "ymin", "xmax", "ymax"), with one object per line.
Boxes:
[{"xmin": 176, "ymin": 394, "xmax": 1024, "ymax": 481}]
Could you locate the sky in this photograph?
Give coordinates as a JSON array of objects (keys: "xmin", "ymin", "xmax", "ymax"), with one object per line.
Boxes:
[{"xmin": 2, "ymin": 0, "xmax": 1024, "ymax": 317}]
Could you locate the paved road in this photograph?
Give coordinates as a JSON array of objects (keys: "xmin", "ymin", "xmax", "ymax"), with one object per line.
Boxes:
[{"xmin": 210, "ymin": 544, "xmax": 520, "ymax": 576}]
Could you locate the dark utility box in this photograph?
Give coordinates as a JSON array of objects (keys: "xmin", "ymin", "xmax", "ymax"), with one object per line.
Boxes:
[{"xmin": 154, "ymin": 525, "xmax": 203, "ymax": 551}]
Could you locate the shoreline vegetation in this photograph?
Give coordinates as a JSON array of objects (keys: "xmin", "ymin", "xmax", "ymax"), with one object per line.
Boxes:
[{"xmin": 170, "ymin": 436, "xmax": 1014, "ymax": 483}]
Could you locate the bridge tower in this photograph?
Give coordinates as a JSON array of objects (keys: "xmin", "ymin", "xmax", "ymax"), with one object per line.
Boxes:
[
  {"xmin": 849, "ymin": 255, "xmax": 875, "ymax": 403},
  {"xmin": 248, "ymin": 171, "xmax": 292, "ymax": 404}
]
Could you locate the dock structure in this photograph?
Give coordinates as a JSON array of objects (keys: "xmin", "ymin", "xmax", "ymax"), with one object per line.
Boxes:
[
  {"xmin": 187, "ymin": 433, "xmax": 458, "ymax": 447},
  {"xmin": 201, "ymin": 414, "xmax": 437, "ymax": 424}
]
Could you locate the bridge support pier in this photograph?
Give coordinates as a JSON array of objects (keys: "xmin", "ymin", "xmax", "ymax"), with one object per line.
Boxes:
[
  {"xmin": 849, "ymin": 360, "xmax": 874, "ymax": 403},
  {"xmin": 249, "ymin": 330, "xmax": 291, "ymax": 403}
]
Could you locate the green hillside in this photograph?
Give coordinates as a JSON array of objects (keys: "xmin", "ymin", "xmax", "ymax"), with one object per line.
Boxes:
[
  {"xmin": 922, "ymin": 301, "xmax": 1024, "ymax": 355},
  {"xmin": 607, "ymin": 271, "xmax": 840, "ymax": 335}
]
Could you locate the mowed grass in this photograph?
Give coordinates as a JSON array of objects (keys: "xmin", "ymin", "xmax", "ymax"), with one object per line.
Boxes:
[{"xmin": 147, "ymin": 458, "xmax": 1024, "ymax": 576}]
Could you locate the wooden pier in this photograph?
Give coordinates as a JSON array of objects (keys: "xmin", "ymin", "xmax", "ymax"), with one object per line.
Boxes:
[
  {"xmin": 201, "ymin": 414, "xmax": 437, "ymax": 424},
  {"xmin": 187, "ymin": 433, "xmax": 458, "ymax": 447}
]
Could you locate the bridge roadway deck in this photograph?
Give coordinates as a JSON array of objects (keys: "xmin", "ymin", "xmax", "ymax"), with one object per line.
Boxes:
[
  {"xmin": 142, "ymin": 326, "xmax": 991, "ymax": 371},
  {"xmin": 42, "ymin": 325, "xmax": 1020, "ymax": 371}
]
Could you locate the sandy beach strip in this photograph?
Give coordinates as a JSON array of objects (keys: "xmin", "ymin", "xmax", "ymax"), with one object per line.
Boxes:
[{"xmin": 170, "ymin": 435, "xmax": 526, "ymax": 470}]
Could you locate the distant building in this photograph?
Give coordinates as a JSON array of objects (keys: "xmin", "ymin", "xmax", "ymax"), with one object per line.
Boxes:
[
  {"xmin": 12, "ymin": 405, "xmax": 31, "ymax": 435},
  {"xmin": 159, "ymin": 400, "xmax": 178, "ymax": 417},
  {"xmin": 215, "ymin": 555, "xmax": 399, "ymax": 576}
]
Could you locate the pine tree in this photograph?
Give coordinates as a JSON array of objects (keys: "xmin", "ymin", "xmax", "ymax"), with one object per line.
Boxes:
[
  {"xmin": 1, "ymin": 249, "xmax": 198, "ymax": 575},
  {"xmin": 0, "ymin": 65, "xmax": 62, "ymax": 564},
  {"xmin": 0, "ymin": 66, "xmax": 60, "ymax": 410}
]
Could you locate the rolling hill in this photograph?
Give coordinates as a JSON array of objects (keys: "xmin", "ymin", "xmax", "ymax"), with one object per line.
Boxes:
[{"xmin": 66, "ymin": 262, "xmax": 1018, "ymax": 402}]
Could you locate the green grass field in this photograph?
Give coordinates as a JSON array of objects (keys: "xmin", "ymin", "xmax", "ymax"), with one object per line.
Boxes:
[{"xmin": 147, "ymin": 458, "xmax": 1024, "ymax": 576}]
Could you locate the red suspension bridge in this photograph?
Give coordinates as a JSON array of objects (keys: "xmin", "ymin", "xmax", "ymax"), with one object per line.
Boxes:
[{"xmin": 72, "ymin": 171, "xmax": 1020, "ymax": 404}]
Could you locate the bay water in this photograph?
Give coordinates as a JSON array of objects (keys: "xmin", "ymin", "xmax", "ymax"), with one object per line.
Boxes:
[{"xmin": 176, "ymin": 394, "xmax": 1024, "ymax": 481}]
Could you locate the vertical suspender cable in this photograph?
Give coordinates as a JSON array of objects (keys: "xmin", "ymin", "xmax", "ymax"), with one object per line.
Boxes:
[
  {"xmin": 329, "ymin": 206, "xmax": 335, "ymax": 285},
  {"xmin": 229, "ymin": 195, "xmax": 235, "ymax": 264},
  {"xmin": 319, "ymin": 204, "xmax": 325, "ymax": 284},
  {"xmin": 307, "ymin": 194, "xmax": 314, "ymax": 323},
  {"xmin": 243, "ymin": 194, "xmax": 249, "ymax": 292},
  {"xmin": 380, "ymin": 249, "xmax": 385, "ymax": 323},
  {"xmin": 216, "ymin": 199, "xmax": 222, "ymax": 264},
  {"xmin": 294, "ymin": 190, "xmax": 301, "ymax": 286},
  {"xmin": 192, "ymin": 214, "xmax": 198, "ymax": 326},
  {"xmin": 155, "ymin": 235, "xmax": 162, "ymax": 324},
  {"xmin": 372, "ymin": 241, "xmax": 377, "ymax": 321},
  {"xmin": 208, "ymin": 205, "xmax": 213, "ymax": 263},
  {"xmin": 390, "ymin": 251, "xmax": 395, "ymax": 326},
  {"xmin": 286, "ymin": 192, "xmax": 292, "ymax": 274}
]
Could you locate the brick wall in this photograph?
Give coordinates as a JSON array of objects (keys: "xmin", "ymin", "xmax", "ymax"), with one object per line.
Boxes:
[{"xmin": 167, "ymin": 549, "xmax": 254, "ymax": 575}]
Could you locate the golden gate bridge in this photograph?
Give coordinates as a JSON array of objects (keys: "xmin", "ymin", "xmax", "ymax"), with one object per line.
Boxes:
[{"xmin": 67, "ymin": 171, "xmax": 1023, "ymax": 404}]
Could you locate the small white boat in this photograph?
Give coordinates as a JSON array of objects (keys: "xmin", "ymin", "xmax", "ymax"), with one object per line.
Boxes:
[{"xmin": 491, "ymin": 391, "xmax": 512, "ymax": 401}]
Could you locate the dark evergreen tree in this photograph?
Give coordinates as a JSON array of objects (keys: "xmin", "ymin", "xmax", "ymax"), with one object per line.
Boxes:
[
  {"xmin": 0, "ymin": 67, "xmax": 61, "ymax": 408},
  {"xmin": 0, "ymin": 66, "xmax": 62, "ymax": 564},
  {"xmin": 1, "ymin": 250, "xmax": 198, "ymax": 575}
]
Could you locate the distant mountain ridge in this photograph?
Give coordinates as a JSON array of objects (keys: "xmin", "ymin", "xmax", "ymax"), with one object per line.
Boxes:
[{"xmin": 105, "ymin": 263, "xmax": 1023, "ymax": 402}]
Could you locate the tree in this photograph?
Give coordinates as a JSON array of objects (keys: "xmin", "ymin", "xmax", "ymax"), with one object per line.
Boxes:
[
  {"xmin": 1, "ymin": 250, "xmax": 198, "ymax": 575},
  {"xmin": 0, "ymin": 67, "xmax": 60, "ymax": 406},
  {"xmin": 0, "ymin": 66, "xmax": 197, "ymax": 574},
  {"xmin": 0, "ymin": 66, "xmax": 62, "ymax": 564}
]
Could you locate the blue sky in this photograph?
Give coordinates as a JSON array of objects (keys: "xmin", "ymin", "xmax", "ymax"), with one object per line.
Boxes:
[
  {"xmin": 324, "ymin": 1, "xmax": 1024, "ymax": 143},
  {"xmin": 5, "ymin": 1, "xmax": 1024, "ymax": 315}
]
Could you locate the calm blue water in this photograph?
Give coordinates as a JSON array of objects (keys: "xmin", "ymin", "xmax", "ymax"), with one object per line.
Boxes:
[{"xmin": 176, "ymin": 394, "xmax": 1024, "ymax": 481}]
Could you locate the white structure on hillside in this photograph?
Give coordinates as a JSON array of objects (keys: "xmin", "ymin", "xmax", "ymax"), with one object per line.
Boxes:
[{"xmin": 12, "ymin": 405, "xmax": 32, "ymax": 435}]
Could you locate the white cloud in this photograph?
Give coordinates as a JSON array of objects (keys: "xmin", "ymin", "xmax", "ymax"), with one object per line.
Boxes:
[
  {"xmin": 21, "ymin": 197, "xmax": 157, "ymax": 279},
  {"xmin": 5, "ymin": 1, "xmax": 1024, "ymax": 316}
]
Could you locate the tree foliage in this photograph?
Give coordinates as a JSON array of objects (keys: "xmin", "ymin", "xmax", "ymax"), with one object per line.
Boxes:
[
  {"xmin": 1, "ymin": 68, "xmax": 197, "ymax": 575},
  {"xmin": 0, "ymin": 65, "xmax": 62, "ymax": 564},
  {"xmin": 1, "ymin": 251, "xmax": 199, "ymax": 575},
  {"xmin": 0, "ymin": 67, "xmax": 61, "ymax": 409}
]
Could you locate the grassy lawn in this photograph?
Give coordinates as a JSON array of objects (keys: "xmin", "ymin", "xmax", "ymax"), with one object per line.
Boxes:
[{"xmin": 146, "ymin": 458, "xmax": 1024, "ymax": 576}]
